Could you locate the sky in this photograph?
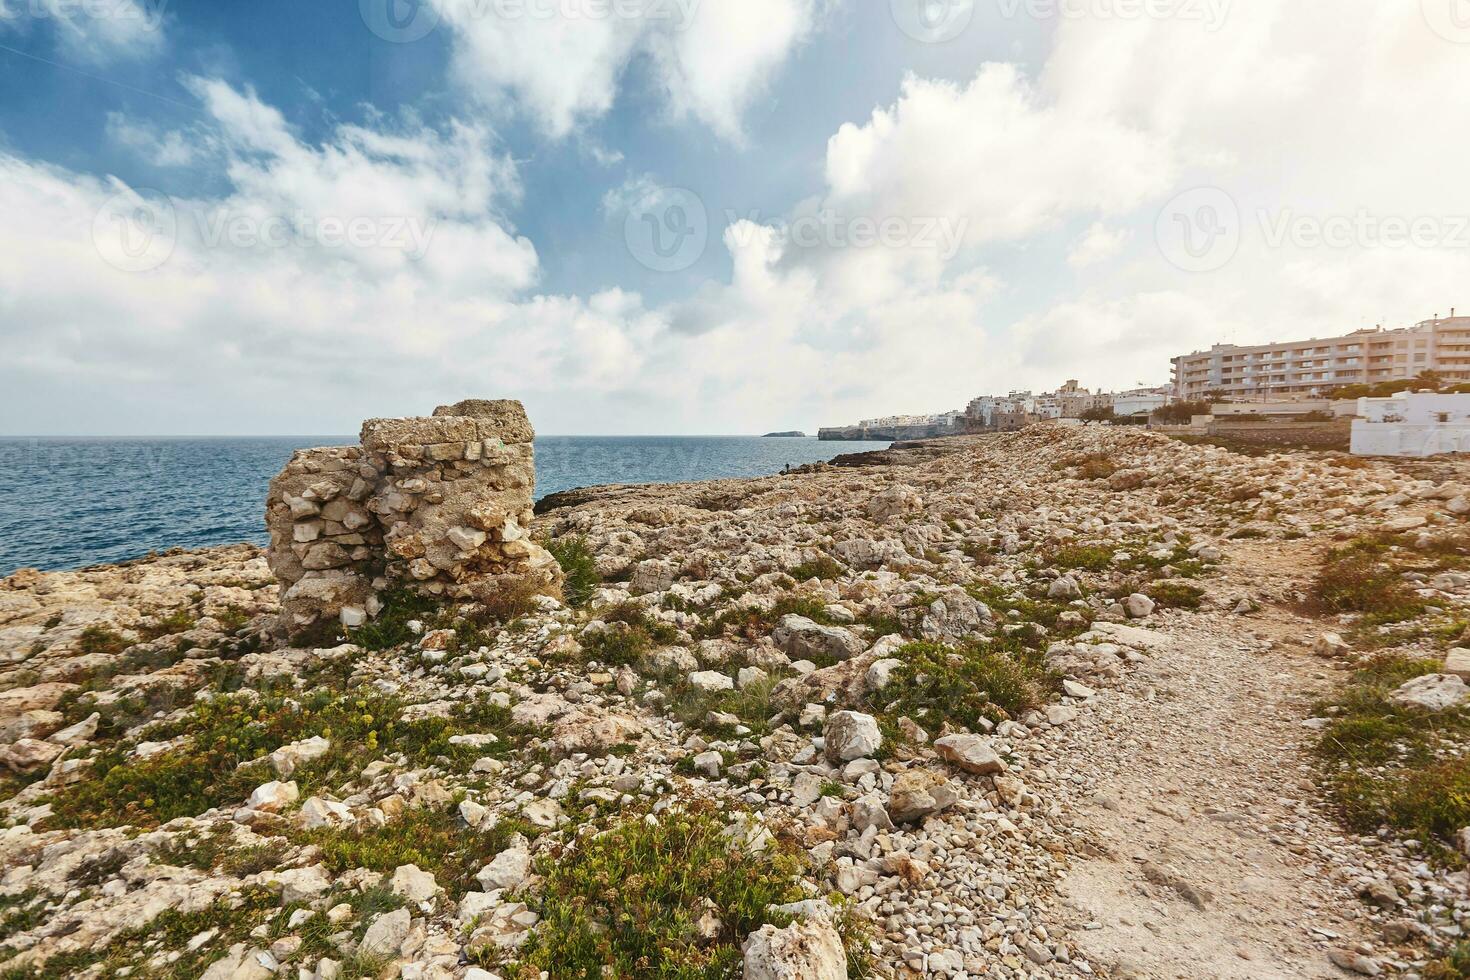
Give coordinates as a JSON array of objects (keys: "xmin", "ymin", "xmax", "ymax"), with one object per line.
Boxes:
[{"xmin": 0, "ymin": 0, "xmax": 1467, "ymax": 436}]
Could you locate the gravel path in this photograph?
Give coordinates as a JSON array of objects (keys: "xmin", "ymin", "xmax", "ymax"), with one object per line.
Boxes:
[{"xmin": 1047, "ymin": 539, "xmax": 1392, "ymax": 979}]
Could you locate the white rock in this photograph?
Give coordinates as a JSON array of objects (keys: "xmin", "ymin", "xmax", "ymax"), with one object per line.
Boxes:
[
  {"xmin": 742, "ymin": 918, "xmax": 847, "ymax": 980},
  {"xmin": 1444, "ymin": 648, "xmax": 1470, "ymax": 681},
  {"xmin": 1062, "ymin": 679, "xmax": 1095, "ymax": 699},
  {"xmin": 247, "ymin": 780, "xmax": 299, "ymax": 812},
  {"xmin": 477, "ymin": 841, "xmax": 533, "ymax": 892},
  {"xmin": 300, "ymin": 796, "xmax": 355, "ymax": 829},
  {"xmin": 1047, "ymin": 575, "xmax": 1082, "ymax": 599},
  {"xmin": 934, "ymin": 734, "xmax": 1006, "ymax": 775},
  {"xmin": 771, "ymin": 615, "xmax": 865, "ymax": 662},
  {"xmin": 358, "ymin": 908, "xmax": 411, "ymax": 958},
  {"xmin": 689, "ymin": 670, "xmax": 734, "ymax": 693},
  {"xmin": 1124, "ymin": 593, "xmax": 1156, "ymax": 618},
  {"xmin": 823, "ymin": 710, "xmax": 882, "ymax": 763},
  {"xmin": 1388, "ymin": 673, "xmax": 1469, "ymax": 712},
  {"xmin": 736, "ymin": 666, "xmax": 769, "ymax": 690},
  {"xmin": 390, "ymin": 863, "xmax": 441, "ymax": 903},
  {"xmin": 46, "ymin": 712, "xmax": 99, "ymax": 746},
  {"xmin": 270, "ymin": 865, "xmax": 332, "ymax": 905},
  {"xmin": 864, "ymin": 658, "xmax": 903, "ymax": 692},
  {"xmin": 267, "ymin": 735, "xmax": 331, "ymax": 778}
]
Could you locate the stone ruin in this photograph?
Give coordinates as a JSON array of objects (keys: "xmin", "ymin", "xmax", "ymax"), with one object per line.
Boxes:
[{"xmin": 265, "ymin": 399, "xmax": 563, "ymax": 637}]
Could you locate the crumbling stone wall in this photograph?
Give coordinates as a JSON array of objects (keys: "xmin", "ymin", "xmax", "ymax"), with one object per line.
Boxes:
[{"xmin": 266, "ymin": 399, "xmax": 562, "ymax": 637}]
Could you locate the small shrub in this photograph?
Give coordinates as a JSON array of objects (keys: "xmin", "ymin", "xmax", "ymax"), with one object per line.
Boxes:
[
  {"xmin": 787, "ymin": 554, "xmax": 845, "ymax": 582},
  {"xmin": 869, "ymin": 641, "xmax": 1050, "ymax": 729},
  {"xmin": 1147, "ymin": 581, "xmax": 1205, "ymax": 609},
  {"xmin": 1047, "ymin": 545, "xmax": 1113, "ymax": 572},
  {"xmin": 301, "ymin": 804, "xmax": 533, "ymax": 899},
  {"xmin": 1316, "ymin": 654, "xmax": 1470, "ymax": 859},
  {"xmin": 1425, "ymin": 943, "xmax": 1470, "ymax": 980},
  {"xmin": 78, "ymin": 626, "xmax": 130, "ymax": 656},
  {"xmin": 547, "ymin": 535, "xmax": 601, "ymax": 607},
  {"xmin": 349, "ymin": 587, "xmax": 442, "ymax": 651},
  {"xmin": 508, "ymin": 802, "xmax": 850, "ymax": 978},
  {"xmin": 43, "ymin": 688, "xmax": 518, "ymax": 830},
  {"xmin": 1313, "ymin": 539, "xmax": 1426, "ymax": 623}
]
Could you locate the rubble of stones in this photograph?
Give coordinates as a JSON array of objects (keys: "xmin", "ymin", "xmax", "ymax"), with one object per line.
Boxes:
[
  {"xmin": 0, "ymin": 424, "xmax": 1468, "ymax": 978},
  {"xmin": 266, "ymin": 400, "xmax": 562, "ymax": 638}
]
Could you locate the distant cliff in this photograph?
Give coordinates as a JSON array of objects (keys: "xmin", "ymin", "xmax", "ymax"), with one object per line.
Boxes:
[{"xmin": 761, "ymin": 431, "xmax": 806, "ymax": 438}]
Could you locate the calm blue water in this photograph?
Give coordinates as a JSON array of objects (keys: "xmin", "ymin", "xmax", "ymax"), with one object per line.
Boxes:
[{"xmin": 0, "ymin": 436, "xmax": 891, "ymax": 575}]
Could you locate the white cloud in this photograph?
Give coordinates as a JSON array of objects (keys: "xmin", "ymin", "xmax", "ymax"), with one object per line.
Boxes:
[
  {"xmin": 824, "ymin": 66, "xmax": 1175, "ymax": 248},
  {"xmin": 105, "ymin": 113, "xmax": 201, "ymax": 167},
  {"xmin": 1, "ymin": 0, "xmax": 166, "ymax": 65},
  {"xmin": 430, "ymin": 0, "xmax": 824, "ymax": 139},
  {"xmin": 1067, "ymin": 223, "xmax": 1128, "ymax": 268}
]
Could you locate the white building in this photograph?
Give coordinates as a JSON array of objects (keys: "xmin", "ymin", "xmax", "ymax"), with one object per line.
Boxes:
[
  {"xmin": 1172, "ymin": 312, "xmax": 1470, "ymax": 401},
  {"xmin": 1112, "ymin": 390, "xmax": 1169, "ymax": 417},
  {"xmin": 1351, "ymin": 392, "xmax": 1470, "ymax": 457}
]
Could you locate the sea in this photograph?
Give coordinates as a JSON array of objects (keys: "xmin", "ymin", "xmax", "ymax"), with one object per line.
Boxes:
[{"xmin": 0, "ymin": 435, "xmax": 892, "ymax": 576}]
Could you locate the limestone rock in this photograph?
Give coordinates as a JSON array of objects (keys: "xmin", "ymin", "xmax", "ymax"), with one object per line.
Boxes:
[
  {"xmin": 823, "ymin": 710, "xmax": 881, "ymax": 762},
  {"xmin": 934, "ymin": 734, "xmax": 1006, "ymax": 775},
  {"xmin": 1388, "ymin": 673, "xmax": 1469, "ymax": 712},
  {"xmin": 772, "ymin": 615, "xmax": 865, "ymax": 663},
  {"xmin": 888, "ymin": 769, "xmax": 959, "ymax": 824},
  {"xmin": 742, "ymin": 918, "xmax": 848, "ymax": 980},
  {"xmin": 359, "ymin": 908, "xmax": 412, "ymax": 958}
]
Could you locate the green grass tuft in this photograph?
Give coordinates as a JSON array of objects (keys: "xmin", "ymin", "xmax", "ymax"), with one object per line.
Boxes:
[{"xmin": 547, "ymin": 535, "xmax": 601, "ymax": 607}]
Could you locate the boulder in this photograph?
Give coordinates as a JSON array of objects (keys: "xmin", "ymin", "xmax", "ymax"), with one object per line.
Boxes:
[
  {"xmin": 934, "ymin": 734, "xmax": 1006, "ymax": 775},
  {"xmin": 1124, "ymin": 593, "xmax": 1156, "ymax": 619},
  {"xmin": 1047, "ymin": 575, "xmax": 1082, "ymax": 600},
  {"xmin": 919, "ymin": 587, "xmax": 992, "ymax": 642},
  {"xmin": 477, "ymin": 840, "xmax": 532, "ymax": 892},
  {"xmin": 823, "ymin": 711, "xmax": 882, "ymax": 763},
  {"xmin": 1444, "ymin": 647, "xmax": 1470, "ymax": 681},
  {"xmin": 742, "ymin": 918, "xmax": 848, "ymax": 980},
  {"xmin": 1388, "ymin": 673, "xmax": 1469, "ymax": 712},
  {"xmin": 888, "ymin": 769, "xmax": 959, "ymax": 824},
  {"xmin": 689, "ymin": 671, "xmax": 735, "ymax": 693},
  {"xmin": 630, "ymin": 559, "xmax": 676, "ymax": 595},
  {"xmin": 390, "ymin": 864, "xmax": 441, "ymax": 903},
  {"xmin": 772, "ymin": 615, "xmax": 865, "ymax": 663},
  {"xmin": 358, "ymin": 908, "xmax": 412, "ymax": 958}
]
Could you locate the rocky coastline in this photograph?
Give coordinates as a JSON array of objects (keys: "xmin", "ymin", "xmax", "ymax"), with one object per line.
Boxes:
[{"xmin": 3, "ymin": 420, "xmax": 1470, "ymax": 979}]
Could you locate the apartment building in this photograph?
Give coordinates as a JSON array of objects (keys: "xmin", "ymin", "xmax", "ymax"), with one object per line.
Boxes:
[{"xmin": 1172, "ymin": 313, "xmax": 1470, "ymax": 401}]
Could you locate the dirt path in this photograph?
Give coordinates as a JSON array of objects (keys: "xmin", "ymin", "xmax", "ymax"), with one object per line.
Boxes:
[{"xmin": 1048, "ymin": 539, "xmax": 1382, "ymax": 979}]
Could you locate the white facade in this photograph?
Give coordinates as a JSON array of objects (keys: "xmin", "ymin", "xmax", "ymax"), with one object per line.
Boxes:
[
  {"xmin": 1351, "ymin": 392, "xmax": 1470, "ymax": 457},
  {"xmin": 1113, "ymin": 393, "xmax": 1167, "ymax": 417}
]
